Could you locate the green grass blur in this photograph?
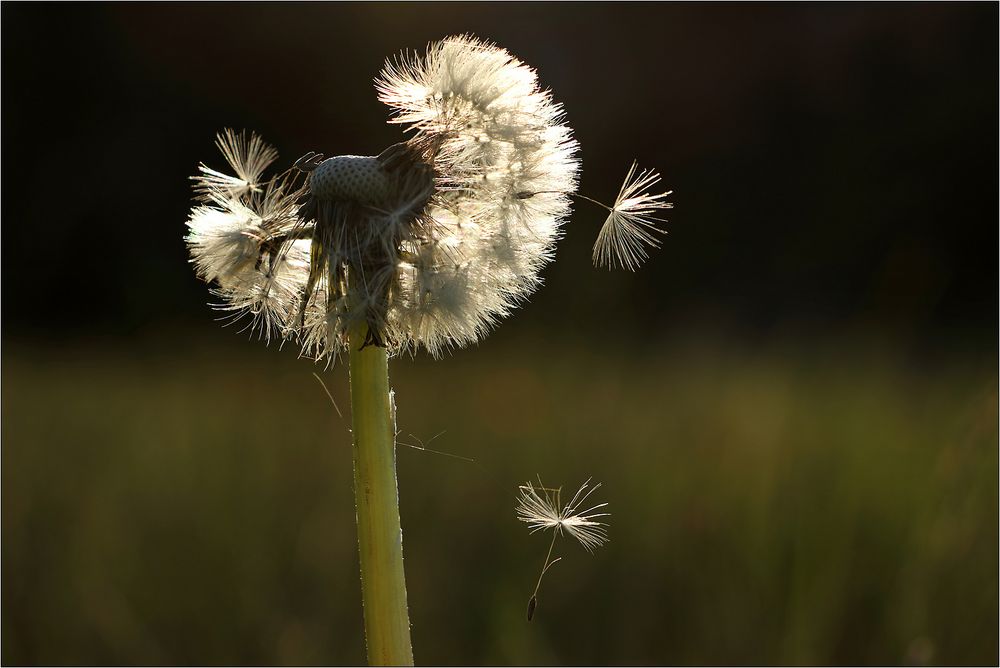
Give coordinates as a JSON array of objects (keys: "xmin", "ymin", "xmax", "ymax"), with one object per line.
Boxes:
[{"xmin": 2, "ymin": 331, "xmax": 996, "ymax": 665}]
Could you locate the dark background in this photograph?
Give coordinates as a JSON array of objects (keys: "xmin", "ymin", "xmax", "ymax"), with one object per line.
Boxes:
[{"xmin": 3, "ymin": 3, "xmax": 997, "ymax": 666}]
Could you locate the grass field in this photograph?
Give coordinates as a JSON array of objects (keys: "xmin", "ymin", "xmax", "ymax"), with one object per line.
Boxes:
[{"xmin": 3, "ymin": 332, "xmax": 996, "ymax": 665}]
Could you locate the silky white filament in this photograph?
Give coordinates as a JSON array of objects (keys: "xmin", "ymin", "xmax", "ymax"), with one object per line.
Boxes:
[
  {"xmin": 592, "ymin": 162, "xmax": 673, "ymax": 271},
  {"xmin": 516, "ymin": 478, "xmax": 610, "ymax": 553}
]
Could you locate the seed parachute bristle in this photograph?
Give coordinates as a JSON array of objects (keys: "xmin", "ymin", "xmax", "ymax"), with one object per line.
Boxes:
[
  {"xmin": 593, "ymin": 162, "xmax": 673, "ymax": 271},
  {"xmin": 516, "ymin": 477, "xmax": 610, "ymax": 552}
]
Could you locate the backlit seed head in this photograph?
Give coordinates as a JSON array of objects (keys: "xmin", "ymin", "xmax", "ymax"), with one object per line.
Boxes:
[{"xmin": 185, "ymin": 35, "xmax": 671, "ymax": 361}]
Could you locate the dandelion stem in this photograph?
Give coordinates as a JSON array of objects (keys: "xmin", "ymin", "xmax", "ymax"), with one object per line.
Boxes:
[{"xmin": 348, "ymin": 326, "xmax": 414, "ymax": 666}]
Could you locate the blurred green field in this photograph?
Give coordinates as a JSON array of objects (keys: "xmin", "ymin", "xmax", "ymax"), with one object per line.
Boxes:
[{"xmin": 2, "ymin": 332, "xmax": 997, "ymax": 665}]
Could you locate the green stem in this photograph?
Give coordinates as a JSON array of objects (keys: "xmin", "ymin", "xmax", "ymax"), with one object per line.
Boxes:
[{"xmin": 348, "ymin": 326, "xmax": 414, "ymax": 666}]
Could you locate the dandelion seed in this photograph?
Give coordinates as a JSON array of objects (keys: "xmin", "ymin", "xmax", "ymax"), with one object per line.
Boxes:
[
  {"xmin": 592, "ymin": 162, "xmax": 674, "ymax": 271},
  {"xmin": 192, "ymin": 128, "xmax": 278, "ymax": 200},
  {"xmin": 516, "ymin": 478, "xmax": 609, "ymax": 621}
]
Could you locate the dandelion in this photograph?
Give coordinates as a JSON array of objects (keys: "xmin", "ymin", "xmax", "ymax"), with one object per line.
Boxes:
[
  {"xmin": 186, "ymin": 36, "xmax": 673, "ymax": 361},
  {"xmin": 516, "ymin": 478, "xmax": 610, "ymax": 620},
  {"xmin": 184, "ymin": 35, "xmax": 662, "ymax": 664},
  {"xmin": 188, "ymin": 35, "xmax": 581, "ymax": 360}
]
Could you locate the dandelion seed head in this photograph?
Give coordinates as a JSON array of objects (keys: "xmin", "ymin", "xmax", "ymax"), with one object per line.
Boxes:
[
  {"xmin": 186, "ymin": 35, "xmax": 581, "ymax": 361},
  {"xmin": 187, "ymin": 36, "xmax": 673, "ymax": 361}
]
